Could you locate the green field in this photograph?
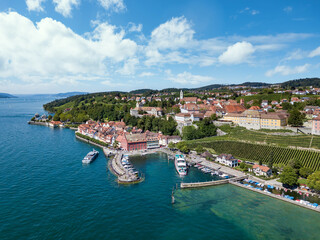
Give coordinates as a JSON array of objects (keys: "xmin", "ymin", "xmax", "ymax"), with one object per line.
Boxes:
[
  {"xmin": 187, "ymin": 140, "xmax": 320, "ymax": 171},
  {"xmin": 193, "ymin": 125, "xmax": 320, "ymax": 149}
]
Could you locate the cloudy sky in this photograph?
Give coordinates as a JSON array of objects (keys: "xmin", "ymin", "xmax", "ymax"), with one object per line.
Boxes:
[{"xmin": 0, "ymin": 0, "xmax": 319, "ymax": 94}]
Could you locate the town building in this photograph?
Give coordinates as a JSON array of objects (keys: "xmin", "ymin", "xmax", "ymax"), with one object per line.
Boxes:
[
  {"xmin": 180, "ymin": 97, "xmax": 197, "ymax": 104},
  {"xmin": 250, "ymin": 164, "xmax": 272, "ymax": 177},
  {"xmin": 120, "ymin": 133, "xmax": 147, "ymax": 151},
  {"xmin": 145, "ymin": 131, "xmax": 160, "ymax": 149},
  {"xmin": 130, "ymin": 103, "xmax": 163, "ymax": 117},
  {"xmin": 49, "ymin": 121, "xmax": 63, "ymax": 128},
  {"xmin": 223, "ymin": 110, "xmax": 288, "ymax": 130},
  {"xmin": 216, "ymin": 154, "xmax": 239, "ymax": 167},
  {"xmin": 158, "ymin": 135, "xmax": 181, "ymax": 146},
  {"xmin": 312, "ymin": 115, "xmax": 320, "ymax": 135}
]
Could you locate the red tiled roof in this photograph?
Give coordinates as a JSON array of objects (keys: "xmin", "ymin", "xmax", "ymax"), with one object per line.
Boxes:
[
  {"xmin": 225, "ymin": 104, "xmax": 246, "ymax": 113},
  {"xmin": 181, "ymin": 97, "xmax": 197, "ymax": 102},
  {"xmin": 252, "ymin": 164, "xmax": 270, "ymax": 172},
  {"xmin": 249, "ymin": 106, "xmax": 260, "ymax": 110}
]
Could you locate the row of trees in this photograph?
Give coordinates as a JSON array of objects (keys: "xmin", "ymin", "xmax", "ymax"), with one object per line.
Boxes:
[{"xmin": 279, "ymin": 159, "xmax": 314, "ymax": 186}]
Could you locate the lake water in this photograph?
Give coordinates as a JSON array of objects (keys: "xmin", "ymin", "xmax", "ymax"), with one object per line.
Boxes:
[{"xmin": 1, "ymin": 96, "xmax": 320, "ymax": 240}]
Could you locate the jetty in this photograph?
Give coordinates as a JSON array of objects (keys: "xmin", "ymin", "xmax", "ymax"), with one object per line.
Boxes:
[
  {"xmin": 180, "ymin": 176, "xmax": 246, "ymax": 189},
  {"xmin": 28, "ymin": 121, "xmax": 49, "ymax": 126},
  {"xmin": 107, "ymin": 150, "xmax": 143, "ymax": 184}
]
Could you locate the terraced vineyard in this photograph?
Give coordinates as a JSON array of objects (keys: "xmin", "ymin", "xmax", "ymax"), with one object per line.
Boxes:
[
  {"xmin": 192, "ymin": 125, "xmax": 320, "ymax": 149},
  {"xmin": 188, "ymin": 141, "xmax": 320, "ymax": 171}
]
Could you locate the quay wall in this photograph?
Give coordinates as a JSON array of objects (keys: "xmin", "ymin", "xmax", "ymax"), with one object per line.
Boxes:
[
  {"xmin": 75, "ymin": 134, "xmax": 106, "ymax": 149},
  {"xmin": 229, "ymin": 181, "xmax": 320, "ymax": 213}
]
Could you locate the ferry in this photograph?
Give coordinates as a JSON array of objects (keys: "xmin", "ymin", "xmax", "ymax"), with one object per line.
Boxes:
[
  {"xmin": 82, "ymin": 149, "xmax": 99, "ymax": 164},
  {"xmin": 175, "ymin": 154, "xmax": 188, "ymax": 176}
]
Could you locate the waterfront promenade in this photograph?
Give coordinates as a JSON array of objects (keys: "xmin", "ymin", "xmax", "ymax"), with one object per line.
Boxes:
[
  {"xmin": 186, "ymin": 152, "xmax": 246, "ymax": 178},
  {"xmin": 230, "ymin": 181, "xmax": 320, "ymax": 213}
]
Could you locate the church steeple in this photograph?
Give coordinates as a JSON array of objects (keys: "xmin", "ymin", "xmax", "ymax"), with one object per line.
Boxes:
[{"xmin": 180, "ymin": 90, "xmax": 183, "ymax": 100}]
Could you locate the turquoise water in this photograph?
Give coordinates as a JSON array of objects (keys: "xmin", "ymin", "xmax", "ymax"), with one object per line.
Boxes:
[{"xmin": 1, "ymin": 96, "xmax": 320, "ymax": 240}]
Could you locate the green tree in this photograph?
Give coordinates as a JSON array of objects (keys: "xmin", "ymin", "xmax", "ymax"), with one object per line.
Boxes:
[
  {"xmin": 307, "ymin": 171, "xmax": 320, "ymax": 191},
  {"xmin": 280, "ymin": 166, "xmax": 298, "ymax": 186},
  {"xmin": 195, "ymin": 145, "xmax": 204, "ymax": 154},
  {"xmin": 299, "ymin": 167, "xmax": 313, "ymax": 178},
  {"xmin": 53, "ymin": 114, "xmax": 60, "ymax": 121},
  {"xmin": 176, "ymin": 141, "xmax": 189, "ymax": 153},
  {"xmin": 288, "ymin": 109, "xmax": 304, "ymax": 127},
  {"xmin": 48, "ymin": 115, "xmax": 52, "ymax": 120},
  {"xmin": 288, "ymin": 158, "xmax": 302, "ymax": 171},
  {"xmin": 180, "ymin": 145, "xmax": 190, "ymax": 154},
  {"xmin": 168, "ymin": 142, "xmax": 175, "ymax": 149},
  {"xmin": 182, "ymin": 126, "xmax": 198, "ymax": 140}
]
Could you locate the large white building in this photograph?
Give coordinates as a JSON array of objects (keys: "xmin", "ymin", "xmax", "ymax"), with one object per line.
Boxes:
[{"xmin": 216, "ymin": 154, "xmax": 239, "ymax": 167}]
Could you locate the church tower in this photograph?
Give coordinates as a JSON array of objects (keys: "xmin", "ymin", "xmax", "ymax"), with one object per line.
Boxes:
[{"xmin": 180, "ymin": 90, "xmax": 183, "ymax": 100}]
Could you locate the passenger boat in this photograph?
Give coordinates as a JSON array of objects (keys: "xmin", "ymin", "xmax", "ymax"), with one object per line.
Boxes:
[
  {"xmin": 175, "ymin": 154, "xmax": 187, "ymax": 176},
  {"xmin": 82, "ymin": 149, "xmax": 99, "ymax": 164}
]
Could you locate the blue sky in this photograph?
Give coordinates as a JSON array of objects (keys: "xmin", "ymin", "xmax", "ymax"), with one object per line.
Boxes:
[{"xmin": 0, "ymin": 0, "xmax": 319, "ymax": 94}]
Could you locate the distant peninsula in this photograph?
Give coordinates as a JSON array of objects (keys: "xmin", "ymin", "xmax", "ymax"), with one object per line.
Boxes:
[{"xmin": 0, "ymin": 93, "xmax": 17, "ymax": 98}]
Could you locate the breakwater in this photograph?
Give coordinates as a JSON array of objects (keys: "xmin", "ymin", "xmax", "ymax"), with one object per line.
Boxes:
[
  {"xmin": 108, "ymin": 151, "xmax": 143, "ymax": 184},
  {"xmin": 28, "ymin": 121, "xmax": 48, "ymax": 126}
]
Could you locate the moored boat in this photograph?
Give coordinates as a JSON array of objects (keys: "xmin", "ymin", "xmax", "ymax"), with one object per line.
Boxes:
[
  {"xmin": 175, "ymin": 154, "xmax": 187, "ymax": 176},
  {"xmin": 82, "ymin": 149, "xmax": 99, "ymax": 164}
]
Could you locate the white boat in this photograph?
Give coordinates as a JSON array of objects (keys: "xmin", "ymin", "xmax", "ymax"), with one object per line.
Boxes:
[
  {"xmin": 175, "ymin": 154, "xmax": 187, "ymax": 176},
  {"xmin": 82, "ymin": 149, "xmax": 99, "ymax": 164}
]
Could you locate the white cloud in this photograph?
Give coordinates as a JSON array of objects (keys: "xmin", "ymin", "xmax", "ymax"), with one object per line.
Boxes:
[
  {"xmin": 52, "ymin": 0, "xmax": 80, "ymax": 17},
  {"xmin": 98, "ymin": 0, "xmax": 125, "ymax": 12},
  {"xmin": 26, "ymin": 0, "xmax": 45, "ymax": 11},
  {"xmin": 283, "ymin": 49, "xmax": 306, "ymax": 61},
  {"xmin": 265, "ymin": 64, "xmax": 309, "ymax": 77},
  {"xmin": 117, "ymin": 58, "xmax": 139, "ymax": 75},
  {"xmin": 0, "ymin": 11, "xmax": 137, "ymax": 82},
  {"xmin": 168, "ymin": 71, "xmax": 214, "ymax": 85},
  {"xmin": 218, "ymin": 41, "xmax": 255, "ymax": 64},
  {"xmin": 139, "ymin": 72, "xmax": 154, "ymax": 77},
  {"xmin": 284, "ymin": 6, "xmax": 293, "ymax": 13},
  {"xmin": 101, "ymin": 80, "xmax": 126, "ymax": 87},
  {"xmin": 240, "ymin": 7, "xmax": 260, "ymax": 15},
  {"xmin": 309, "ymin": 46, "xmax": 320, "ymax": 57},
  {"xmin": 128, "ymin": 23, "xmax": 142, "ymax": 32},
  {"xmin": 149, "ymin": 16, "xmax": 194, "ymax": 50}
]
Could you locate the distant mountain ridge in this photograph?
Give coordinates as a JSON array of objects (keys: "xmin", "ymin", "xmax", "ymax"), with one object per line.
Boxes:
[
  {"xmin": 53, "ymin": 92, "xmax": 89, "ymax": 97},
  {"xmin": 129, "ymin": 78, "xmax": 320, "ymax": 94},
  {"xmin": 0, "ymin": 93, "xmax": 17, "ymax": 98}
]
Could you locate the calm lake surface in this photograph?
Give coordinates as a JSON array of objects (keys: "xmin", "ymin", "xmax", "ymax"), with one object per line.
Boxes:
[{"xmin": 1, "ymin": 96, "xmax": 320, "ymax": 240}]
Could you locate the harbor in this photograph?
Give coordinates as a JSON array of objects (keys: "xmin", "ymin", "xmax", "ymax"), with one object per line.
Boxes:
[
  {"xmin": 2, "ymin": 93, "xmax": 320, "ymax": 240},
  {"xmin": 107, "ymin": 150, "xmax": 143, "ymax": 184}
]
